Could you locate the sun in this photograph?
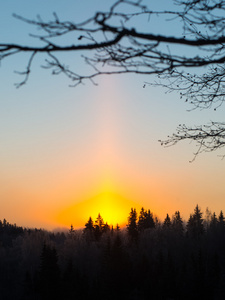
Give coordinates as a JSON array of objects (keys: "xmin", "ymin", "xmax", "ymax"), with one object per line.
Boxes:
[
  {"xmin": 90, "ymin": 192, "xmax": 129, "ymax": 226},
  {"xmin": 56, "ymin": 191, "xmax": 142, "ymax": 228}
]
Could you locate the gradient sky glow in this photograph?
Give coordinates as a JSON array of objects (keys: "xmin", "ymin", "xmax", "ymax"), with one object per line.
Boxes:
[{"xmin": 0, "ymin": 1, "xmax": 225, "ymax": 230}]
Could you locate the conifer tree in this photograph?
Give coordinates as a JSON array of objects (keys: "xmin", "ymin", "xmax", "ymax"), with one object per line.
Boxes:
[
  {"xmin": 138, "ymin": 208, "xmax": 155, "ymax": 232},
  {"xmin": 115, "ymin": 224, "xmax": 120, "ymax": 232},
  {"xmin": 103, "ymin": 222, "xmax": 110, "ymax": 234},
  {"xmin": 84, "ymin": 217, "xmax": 94, "ymax": 232},
  {"xmin": 218, "ymin": 211, "xmax": 225, "ymax": 227},
  {"xmin": 94, "ymin": 213, "xmax": 104, "ymax": 230},
  {"xmin": 145, "ymin": 209, "xmax": 155, "ymax": 229},
  {"xmin": 210, "ymin": 212, "xmax": 218, "ymax": 229},
  {"xmin": 94, "ymin": 213, "xmax": 105, "ymax": 240},
  {"xmin": 83, "ymin": 216, "xmax": 95, "ymax": 240},
  {"xmin": 187, "ymin": 205, "xmax": 204, "ymax": 239},
  {"xmin": 172, "ymin": 211, "xmax": 183, "ymax": 234},
  {"xmin": 137, "ymin": 207, "xmax": 146, "ymax": 232},
  {"xmin": 163, "ymin": 214, "xmax": 171, "ymax": 229},
  {"xmin": 127, "ymin": 208, "xmax": 138, "ymax": 240},
  {"xmin": 69, "ymin": 224, "xmax": 75, "ymax": 237}
]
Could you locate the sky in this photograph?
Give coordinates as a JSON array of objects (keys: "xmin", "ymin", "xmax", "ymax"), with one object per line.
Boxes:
[{"xmin": 0, "ymin": 0, "xmax": 225, "ymax": 230}]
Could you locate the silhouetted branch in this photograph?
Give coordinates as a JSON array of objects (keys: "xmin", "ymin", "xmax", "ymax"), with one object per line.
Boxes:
[
  {"xmin": 1, "ymin": 0, "xmax": 225, "ymax": 88},
  {"xmin": 160, "ymin": 121, "xmax": 225, "ymax": 161},
  {"xmin": 1, "ymin": 0, "xmax": 225, "ymax": 157}
]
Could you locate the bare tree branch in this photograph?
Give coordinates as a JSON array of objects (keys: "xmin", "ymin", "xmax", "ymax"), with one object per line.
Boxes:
[
  {"xmin": 1, "ymin": 0, "xmax": 225, "ymax": 158},
  {"xmin": 159, "ymin": 122, "xmax": 225, "ymax": 161}
]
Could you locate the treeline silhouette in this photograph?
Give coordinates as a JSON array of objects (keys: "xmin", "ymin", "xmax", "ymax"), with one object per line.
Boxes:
[{"xmin": 1, "ymin": 205, "xmax": 225, "ymax": 299}]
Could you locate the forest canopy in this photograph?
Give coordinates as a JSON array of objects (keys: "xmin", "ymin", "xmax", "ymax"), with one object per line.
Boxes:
[{"xmin": 0, "ymin": 204, "xmax": 225, "ymax": 299}]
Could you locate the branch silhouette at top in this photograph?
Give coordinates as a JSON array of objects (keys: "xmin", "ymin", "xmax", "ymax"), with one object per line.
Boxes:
[{"xmin": 1, "ymin": 0, "xmax": 225, "ymax": 158}]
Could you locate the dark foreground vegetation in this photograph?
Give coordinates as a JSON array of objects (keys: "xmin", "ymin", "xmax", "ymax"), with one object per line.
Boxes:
[{"xmin": 1, "ymin": 205, "xmax": 225, "ymax": 300}]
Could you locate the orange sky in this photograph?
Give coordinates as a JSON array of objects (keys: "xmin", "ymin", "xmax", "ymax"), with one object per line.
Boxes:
[
  {"xmin": 1, "ymin": 75, "xmax": 224, "ymax": 230},
  {"xmin": 0, "ymin": 1, "xmax": 225, "ymax": 230}
]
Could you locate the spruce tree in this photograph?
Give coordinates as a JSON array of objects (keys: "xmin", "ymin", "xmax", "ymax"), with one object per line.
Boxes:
[
  {"xmin": 163, "ymin": 214, "xmax": 171, "ymax": 229},
  {"xmin": 145, "ymin": 209, "xmax": 155, "ymax": 229},
  {"xmin": 137, "ymin": 207, "xmax": 146, "ymax": 232},
  {"xmin": 94, "ymin": 213, "xmax": 105, "ymax": 240},
  {"xmin": 138, "ymin": 208, "xmax": 155, "ymax": 232},
  {"xmin": 83, "ymin": 217, "xmax": 95, "ymax": 240},
  {"xmin": 218, "ymin": 211, "xmax": 225, "ymax": 227},
  {"xmin": 84, "ymin": 217, "xmax": 94, "ymax": 231},
  {"xmin": 210, "ymin": 212, "xmax": 218, "ymax": 229},
  {"xmin": 172, "ymin": 211, "xmax": 183, "ymax": 234},
  {"xmin": 187, "ymin": 205, "xmax": 204, "ymax": 239},
  {"xmin": 127, "ymin": 208, "xmax": 138, "ymax": 240}
]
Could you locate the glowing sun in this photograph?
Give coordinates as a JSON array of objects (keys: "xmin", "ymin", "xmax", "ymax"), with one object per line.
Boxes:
[{"xmin": 56, "ymin": 191, "xmax": 141, "ymax": 228}]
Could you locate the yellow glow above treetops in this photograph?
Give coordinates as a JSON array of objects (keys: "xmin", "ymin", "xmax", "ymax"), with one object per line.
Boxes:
[{"xmin": 56, "ymin": 178, "xmax": 142, "ymax": 228}]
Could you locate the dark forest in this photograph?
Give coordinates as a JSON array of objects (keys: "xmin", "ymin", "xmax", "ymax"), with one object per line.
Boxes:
[{"xmin": 1, "ymin": 205, "xmax": 225, "ymax": 300}]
